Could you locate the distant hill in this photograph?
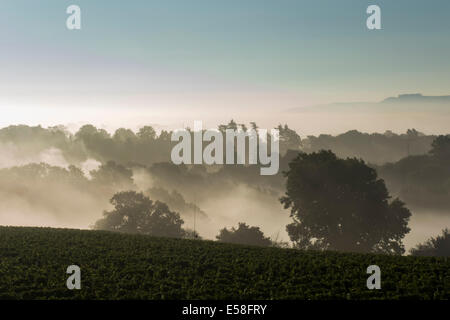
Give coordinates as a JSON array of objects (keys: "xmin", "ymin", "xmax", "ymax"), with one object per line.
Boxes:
[
  {"xmin": 289, "ymin": 94, "xmax": 450, "ymax": 113},
  {"xmin": 382, "ymin": 94, "xmax": 450, "ymax": 104},
  {"xmin": 0, "ymin": 226, "xmax": 448, "ymax": 299}
]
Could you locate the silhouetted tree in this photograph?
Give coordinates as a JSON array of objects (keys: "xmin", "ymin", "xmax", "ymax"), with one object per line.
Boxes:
[
  {"xmin": 303, "ymin": 129, "xmax": 434, "ymax": 165},
  {"xmin": 430, "ymin": 135, "xmax": 450, "ymax": 162},
  {"xmin": 113, "ymin": 128, "xmax": 137, "ymax": 144},
  {"xmin": 277, "ymin": 124, "xmax": 302, "ymax": 155},
  {"xmin": 377, "ymin": 134, "xmax": 450, "ymax": 209},
  {"xmin": 94, "ymin": 191, "xmax": 185, "ymax": 238},
  {"xmin": 137, "ymin": 126, "xmax": 157, "ymax": 141},
  {"xmin": 216, "ymin": 222, "xmax": 272, "ymax": 247},
  {"xmin": 281, "ymin": 150, "xmax": 411, "ymax": 254},
  {"xmin": 410, "ymin": 228, "xmax": 450, "ymax": 257},
  {"xmin": 90, "ymin": 161, "xmax": 134, "ymax": 189},
  {"xmin": 147, "ymin": 187, "xmax": 207, "ymax": 219}
]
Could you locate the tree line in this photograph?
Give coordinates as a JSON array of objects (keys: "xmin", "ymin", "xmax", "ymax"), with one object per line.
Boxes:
[
  {"xmin": 93, "ymin": 144, "xmax": 450, "ymax": 256},
  {"xmin": 0, "ymin": 123, "xmax": 448, "ymax": 256}
]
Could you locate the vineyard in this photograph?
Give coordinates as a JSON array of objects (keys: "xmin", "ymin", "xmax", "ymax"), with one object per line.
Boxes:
[{"xmin": 0, "ymin": 226, "xmax": 448, "ymax": 299}]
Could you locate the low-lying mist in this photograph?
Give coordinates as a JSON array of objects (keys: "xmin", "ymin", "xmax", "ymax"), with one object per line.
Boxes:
[
  {"xmin": 132, "ymin": 168, "xmax": 292, "ymax": 242},
  {"xmin": 403, "ymin": 208, "xmax": 450, "ymax": 251},
  {"xmin": 0, "ymin": 123, "xmax": 448, "ymax": 254},
  {"xmin": 3, "ymin": 158, "xmax": 447, "ymax": 252},
  {"xmin": 0, "ymin": 159, "xmax": 291, "ymax": 245}
]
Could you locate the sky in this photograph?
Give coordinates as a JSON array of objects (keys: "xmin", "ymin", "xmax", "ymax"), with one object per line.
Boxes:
[{"xmin": 0, "ymin": 0, "xmax": 450, "ymax": 134}]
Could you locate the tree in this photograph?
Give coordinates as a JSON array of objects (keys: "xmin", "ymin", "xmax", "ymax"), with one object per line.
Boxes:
[
  {"xmin": 218, "ymin": 119, "xmax": 239, "ymax": 133},
  {"xmin": 137, "ymin": 126, "xmax": 157, "ymax": 141},
  {"xmin": 430, "ymin": 135, "xmax": 450, "ymax": 162},
  {"xmin": 94, "ymin": 191, "xmax": 185, "ymax": 238},
  {"xmin": 410, "ymin": 228, "xmax": 450, "ymax": 257},
  {"xmin": 280, "ymin": 150, "xmax": 411, "ymax": 254},
  {"xmin": 216, "ymin": 222, "xmax": 272, "ymax": 247},
  {"xmin": 113, "ymin": 128, "xmax": 137, "ymax": 144},
  {"xmin": 90, "ymin": 161, "xmax": 134, "ymax": 189},
  {"xmin": 147, "ymin": 187, "xmax": 207, "ymax": 219},
  {"xmin": 277, "ymin": 124, "xmax": 302, "ymax": 155}
]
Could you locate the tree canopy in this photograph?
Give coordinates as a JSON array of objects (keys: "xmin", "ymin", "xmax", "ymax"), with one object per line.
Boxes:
[
  {"xmin": 281, "ymin": 150, "xmax": 411, "ymax": 254},
  {"xmin": 430, "ymin": 135, "xmax": 450, "ymax": 162},
  {"xmin": 377, "ymin": 135, "xmax": 450, "ymax": 209},
  {"xmin": 216, "ymin": 222, "xmax": 272, "ymax": 247},
  {"xmin": 94, "ymin": 191, "xmax": 185, "ymax": 238}
]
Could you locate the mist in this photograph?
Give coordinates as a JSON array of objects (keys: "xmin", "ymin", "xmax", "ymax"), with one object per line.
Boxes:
[
  {"xmin": 403, "ymin": 208, "xmax": 450, "ymax": 251},
  {"xmin": 0, "ymin": 122, "xmax": 448, "ymax": 254},
  {"xmin": 0, "ymin": 166, "xmax": 107, "ymax": 229},
  {"xmin": 0, "ymin": 144, "xmax": 68, "ymax": 169},
  {"xmin": 132, "ymin": 167, "xmax": 291, "ymax": 242}
]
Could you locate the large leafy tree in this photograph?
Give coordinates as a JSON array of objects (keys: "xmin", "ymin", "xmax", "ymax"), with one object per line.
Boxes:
[
  {"xmin": 94, "ymin": 191, "xmax": 185, "ymax": 238},
  {"xmin": 216, "ymin": 222, "xmax": 272, "ymax": 247},
  {"xmin": 281, "ymin": 150, "xmax": 411, "ymax": 254}
]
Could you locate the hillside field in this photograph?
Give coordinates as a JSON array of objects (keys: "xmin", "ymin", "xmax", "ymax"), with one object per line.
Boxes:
[{"xmin": 0, "ymin": 226, "xmax": 448, "ymax": 300}]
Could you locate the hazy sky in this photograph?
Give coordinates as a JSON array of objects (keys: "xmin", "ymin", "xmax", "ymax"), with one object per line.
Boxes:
[{"xmin": 1, "ymin": 0, "xmax": 450, "ymax": 133}]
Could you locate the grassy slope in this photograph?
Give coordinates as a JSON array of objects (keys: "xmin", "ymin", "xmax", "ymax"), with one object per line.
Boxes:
[{"xmin": 0, "ymin": 226, "xmax": 448, "ymax": 300}]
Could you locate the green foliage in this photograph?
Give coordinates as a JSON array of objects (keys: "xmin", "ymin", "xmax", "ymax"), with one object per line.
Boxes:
[
  {"xmin": 216, "ymin": 222, "xmax": 272, "ymax": 247},
  {"xmin": 281, "ymin": 150, "xmax": 411, "ymax": 254},
  {"xmin": 0, "ymin": 227, "xmax": 448, "ymax": 300}
]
